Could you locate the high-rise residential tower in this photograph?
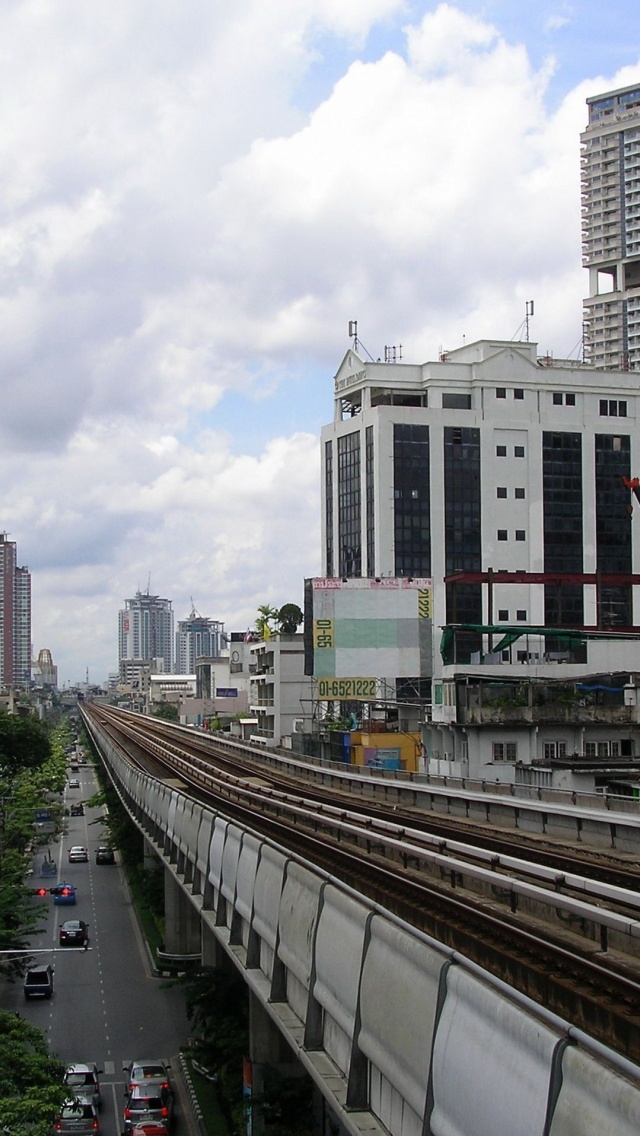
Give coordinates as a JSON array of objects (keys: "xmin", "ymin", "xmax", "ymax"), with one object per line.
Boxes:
[
  {"xmin": 118, "ymin": 589, "xmax": 174, "ymax": 678},
  {"xmin": 581, "ymin": 82, "xmax": 640, "ymax": 370},
  {"xmin": 0, "ymin": 533, "xmax": 31, "ymax": 689},
  {"xmin": 175, "ymin": 607, "xmax": 225, "ymax": 674}
]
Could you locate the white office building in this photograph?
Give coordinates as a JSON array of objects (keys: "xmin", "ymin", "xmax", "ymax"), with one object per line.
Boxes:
[{"xmin": 318, "ymin": 339, "xmax": 640, "ymax": 784}]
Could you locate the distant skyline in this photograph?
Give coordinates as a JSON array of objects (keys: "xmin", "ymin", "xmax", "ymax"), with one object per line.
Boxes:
[{"xmin": 1, "ymin": 1, "xmax": 639, "ymax": 685}]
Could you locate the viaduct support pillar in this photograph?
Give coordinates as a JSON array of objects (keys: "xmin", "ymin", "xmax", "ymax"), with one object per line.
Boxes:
[{"xmin": 163, "ymin": 869, "xmax": 201, "ymax": 956}]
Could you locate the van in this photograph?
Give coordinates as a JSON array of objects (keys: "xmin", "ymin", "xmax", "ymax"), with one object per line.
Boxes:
[{"xmin": 24, "ymin": 964, "xmax": 54, "ymax": 999}]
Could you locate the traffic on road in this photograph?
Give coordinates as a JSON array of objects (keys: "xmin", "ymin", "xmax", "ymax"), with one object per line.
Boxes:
[{"xmin": 0, "ymin": 755, "xmax": 195, "ymax": 1136}]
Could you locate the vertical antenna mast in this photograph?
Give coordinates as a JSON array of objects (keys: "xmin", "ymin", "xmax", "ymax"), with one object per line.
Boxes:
[
  {"xmin": 525, "ymin": 300, "xmax": 534, "ymax": 342},
  {"xmin": 348, "ymin": 320, "xmax": 359, "ymax": 352}
]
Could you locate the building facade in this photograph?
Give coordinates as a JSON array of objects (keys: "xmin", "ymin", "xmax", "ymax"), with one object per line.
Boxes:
[
  {"xmin": 0, "ymin": 533, "xmax": 31, "ymax": 690},
  {"xmin": 175, "ymin": 608, "xmax": 225, "ymax": 674},
  {"xmin": 118, "ymin": 590, "xmax": 174, "ymax": 679},
  {"xmin": 581, "ymin": 82, "xmax": 640, "ymax": 369},
  {"xmin": 319, "ymin": 340, "xmax": 640, "ymax": 783},
  {"xmin": 249, "ymin": 634, "xmax": 311, "ymax": 745}
]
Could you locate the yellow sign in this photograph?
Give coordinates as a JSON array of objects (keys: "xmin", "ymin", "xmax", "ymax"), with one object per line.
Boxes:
[
  {"xmin": 418, "ymin": 588, "xmax": 432, "ymax": 619},
  {"xmin": 316, "ymin": 678, "xmax": 377, "ymax": 700},
  {"xmin": 313, "ymin": 618, "xmax": 334, "ymax": 648}
]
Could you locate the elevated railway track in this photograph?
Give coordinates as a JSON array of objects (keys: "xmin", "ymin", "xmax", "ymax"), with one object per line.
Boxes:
[{"xmin": 83, "ymin": 702, "xmax": 640, "ymax": 1061}]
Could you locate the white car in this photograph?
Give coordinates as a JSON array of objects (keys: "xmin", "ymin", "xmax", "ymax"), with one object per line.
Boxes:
[
  {"xmin": 68, "ymin": 846, "xmax": 89, "ymax": 863},
  {"xmin": 68, "ymin": 778, "xmax": 80, "ymax": 788}
]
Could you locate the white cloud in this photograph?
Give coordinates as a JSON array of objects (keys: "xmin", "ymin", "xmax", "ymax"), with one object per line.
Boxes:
[{"xmin": 0, "ymin": 0, "xmax": 637, "ymax": 683}]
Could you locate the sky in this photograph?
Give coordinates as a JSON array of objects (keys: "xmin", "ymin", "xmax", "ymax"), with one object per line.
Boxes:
[{"xmin": 2, "ymin": 0, "xmax": 640, "ymax": 686}]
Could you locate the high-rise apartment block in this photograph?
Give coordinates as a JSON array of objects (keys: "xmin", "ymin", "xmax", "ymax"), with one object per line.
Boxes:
[
  {"xmin": 175, "ymin": 607, "xmax": 225, "ymax": 673},
  {"xmin": 0, "ymin": 533, "xmax": 31, "ymax": 689},
  {"xmin": 118, "ymin": 590, "xmax": 174, "ymax": 679},
  {"xmin": 581, "ymin": 83, "xmax": 640, "ymax": 369}
]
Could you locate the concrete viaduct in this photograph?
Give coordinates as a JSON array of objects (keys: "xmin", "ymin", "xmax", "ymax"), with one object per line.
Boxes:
[{"xmin": 82, "ymin": 709, "xmax": 640, "ymax": 1136}]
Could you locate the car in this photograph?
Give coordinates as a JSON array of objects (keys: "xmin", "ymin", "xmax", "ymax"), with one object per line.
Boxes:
[
  {"xmin": 24, "ymin": 964, "xmax": 54, "ymax": 999},
  {"xmin": 68, "ymin": 846, "xmax": 88, "ymax": 863},
  {"xmin": 68, "ymin": 777, "xmax": 80, "ymax": 788},
  {"xmin": 64, "ymin": 1064, "xmax": 102, "ymax": 1109},
  {"xmin": 130, "ymin": 1126, "xmax": 170, "ymax": 1136},
  {"xmin": 59, "ymin": 919, "xmax": 89, "ymax": 947},
  {"xmin": 123, "ymin": 1085, "xmax": 173, "ymax": 1132},
  {"xmin": 54, "ymin": 1098, "xmax": 99, "ymax": 1134},
  {"xmin": 52, "ymin": 882, "xmax": 77, "ymax": 905},
  {"xmin": 95, "ymin": 846, "xmax": 115, "ymax": 865},
  {"xmin": 69, "ymin": 763, "xmax": 79, "ymax": 773},
  {"xmin": 70, "ymin": 803, "xmax": 84, "ymax": 817},
  {"xmin": 126, "ymin": 1060, "xmax": 172, "ymax": 1094}
]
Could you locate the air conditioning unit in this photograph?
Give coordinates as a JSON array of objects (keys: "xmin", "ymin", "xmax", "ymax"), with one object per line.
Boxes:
[{"xmin": 292, "ymin": 718, "xmax": 305, "ymax": 734}]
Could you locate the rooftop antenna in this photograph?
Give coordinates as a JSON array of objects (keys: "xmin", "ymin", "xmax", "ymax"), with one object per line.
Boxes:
[
  {"xmin": 347, "ymin": 319, "xmax": 376, "ymax": 362},
  {"xmin": 525, "ymin": 300, "xmax": 534, "ymax": 342}
]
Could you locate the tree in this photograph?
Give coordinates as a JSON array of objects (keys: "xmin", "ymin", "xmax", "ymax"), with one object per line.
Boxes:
[
  {"xmin": 0, "ymin": 1010, "xmax": 66, "ymax": 1136},
  {"xmin": 0, "ymin": 713, "xmax": 51, "ymax": 777},
  {"xmin": 255, "ymin": 604, "xmax": 279, "ymax": 640},
  {"xmin": 153, "ymin": 702, "xmax": 179, "ymax": 722},
  {"xmin": 277, "ymin": 603, "xmax": 303, "ymax": 634}
]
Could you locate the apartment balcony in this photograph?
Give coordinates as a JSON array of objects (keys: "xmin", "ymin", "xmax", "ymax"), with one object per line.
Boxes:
[{"xmin": 249, "ymin": 697, "xmax": 275, "ymax": 710}]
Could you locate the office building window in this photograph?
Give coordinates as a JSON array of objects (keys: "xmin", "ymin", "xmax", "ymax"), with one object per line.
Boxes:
[
  {"xmin": 514, "ymin": 487, "xmax": 525, "ymax": 499},
  {"xmin": 365, "ymin": 426, "xmax": 375, "ymax": 577},
  {"xmin": 443, "ymin": 392, "xmax": 471, "ymax": 409},
  {"xmin": 325, "ymin": 440, "xmax": 333, "ymax": 577},
  {"xmin": 496, "ymin": 445, "xmax": 507, "ymax": 457},
  {"xmin": 444, "ymin": 426, "xmax": 482, "ymax": 650},
  {"xmin": 514, "ymin": 389, "xmax": 524, "ymax": 400},
  {"xmin": 516, "ymin": 610, "xmax": 527, "ymax": 621},
  {"xmin": 566, "ymin": 393, "xmax": 576, "ymax": 406},
  {"xmin": 497, "ymin": 530, "xmax": 508, "ymax": 541},
  {"xmin": 337, "ymin": 431, "xmax": 361, "ymax": 577},
  {"xmin": 497, "ymin": 486, "xmax": 507, "ymax": 498},
  {"xmin": 514, "ymin": 445, "xmax": 525, "ymax": 457},
  {"xmin": 496, "ymin": 388, "xmax": 506, "ymax": 399},
  {"xmin": 498, "ymin": 609, "xmax": 509, "ymax": 620},
  {"xmin": 600, "ymin": 399, "xmax": 627, "ymax": 417},
  {"xmin": 543, "ymin": 430, "xmax": 583, "ymax": 626},
  {"xmin": 515, "ymin": 530, "xmax": 526, "ymax": 541},
  {"xmin": 493, "ymin": 742, "xmax": 517, "ymax": 762},
  {"xmin": 552, "ymin": 392, "xmax": 562, "ymax": 405},
  {"xmin": 394, "ymin": 424, "xmax": 431, "ymax": 577}
]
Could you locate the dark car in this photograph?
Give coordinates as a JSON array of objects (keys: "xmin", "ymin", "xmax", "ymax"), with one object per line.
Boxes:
[
  {"xmin": 95, "ymin": 846, "xmax": 115, "ymax": 865},
  {"xmin": 70, "ymin": 803, "xmax": 84, "ymax": 817},
  {"xmin": 123, "ymin": 1086, "xmax": 173, "ymax": 1131},
  {"xmin": 24, "ymin": 964, "xmax": 54, "ymax": 999},
  {"xmin": 59, "ymin": 919, "xmax": 89, "ymax": 947}
]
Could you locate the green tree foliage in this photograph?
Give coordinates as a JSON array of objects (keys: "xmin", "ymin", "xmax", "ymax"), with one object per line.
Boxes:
[
  {"xmin": 0, "ymin": 725, "xmax": 68, "ymax": 979},
  {"xmin": 255, "ymin": 604, "xmax": 279, "ymax": 639},
  {"xmin": 0, "ymin": 713, "xmax": 51, "ymax": 777},
  {"xmin": 276, "ymin": 604, "xmax": 303, "ymax": 634},
  {"xmin": 153, "ymin": 702, "xmax": 179, "ymax": 722},
  {"xmin": 0, "ymin": 1010, "xmax": 66, "ymax": 1136}
]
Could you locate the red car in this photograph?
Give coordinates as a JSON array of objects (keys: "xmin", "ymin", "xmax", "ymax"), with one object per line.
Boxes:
[{"xmin": 130, "ymin": 1126, "xmax": 170, "ymax": 1136}]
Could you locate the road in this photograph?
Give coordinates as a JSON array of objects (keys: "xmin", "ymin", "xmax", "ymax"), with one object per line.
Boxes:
[{"xmin": 0, "ymin": 762, "xmax": 197, "ymax": 1136}]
